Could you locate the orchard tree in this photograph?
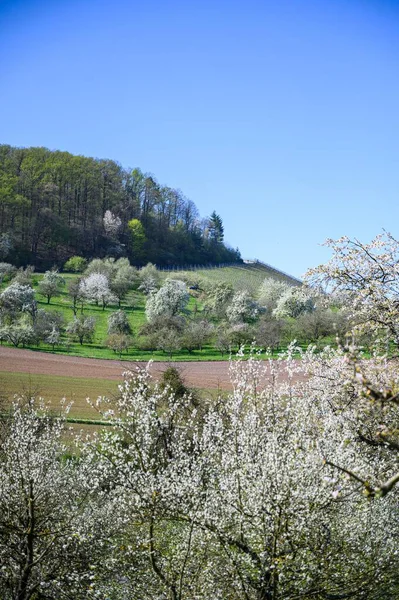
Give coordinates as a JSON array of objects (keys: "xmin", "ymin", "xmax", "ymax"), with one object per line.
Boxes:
[
  {"xmin": 253, "ymin": 316, "xmax": 284, "ymax": 352},
  {"xmin": 0, "ymin": 262, "xmax": 16, "ymax": 283},
  {"xmin": 145, "ymin": 278, "xmax": 189, "ymax": 323},
  {"xmin": 306, "ymin": 232, "xmax": 399, "ymax": 346},
  {"xmin": 33, "ymin": 309, "xmax": 64, "ymax": 343},
  {"xmin": 45, "ymin": 326, "xmax": 61, "ymax": 349},
  {"xmin": 87, "ymin": 352, "xmax": 399, "ymax": 598},
  {"xmin": 107, "ymin": 309, "xmax": 132, "ymax": 335},
  {"xmin": 0, "ymin": 283, "xmax": 37, "ymax": 322},
  {"xmin": 0, "ymin": 319, "xmax": 34, "ymax": 347},
  {"xmin": 273, "ymin": 286, "xmax": 315, "ymax": 319},
  {"xmin": 138, "ymin": 262, "xmax": 160, "ymax": 295},
  {"xmin": 296, "ymin": 343, "xmax": 399, "ymax": 501},
  {"xmin": 106, "ymin": 333, "xmax": 132, "ymax": 356},
  {"xmin": 38, "ymin": 270, "xmax": 65, "ymax": 304},
  {"xmin": 0, "ymin": 400, "xmax": 118, "ymax": 600},
  {"xmin": 66, "ymin": 315, "xmax": 96, "ymax": 345},
  {"xmin": 215, "ymin": 326, "xmax": 230, "ymax": 356},
  {"xmin": 156, "ymin": 328, "xmax": 182, "ymax": 358},
  {"xmin": 293, "ymin": 308, "xmax": 342, "ymax": 345},
  {"xmin": 84, "ymin": 258, "xmax": 116, "ymax": 280},
  {"xmin": 305, "ymin": 231, "xmax": 399, "ymax": 496},
  {"xmin": 13, "ymin": 266, "xmax": 35, "ymax": 286},
  {"xmin": 258, "ymin": 278, "xmax": 291, "ymax": 312},
  {"xmin": 226, "ymin": 290, "xmax": 262, "ymax": 324},
  {"xmin": 80, "ymin": 273, "xmax": 117, "ymax": 310},
  {"xmin": 181, "ymin": 320, "xmax": 213, "ymax": 353},
  {"xmin": 228, "ymin": 322, "xmax": 253, "ymax": 347},
  {"xmin": 111, "ymin": 262, "xmax": 138, "ymax": 306},
  {"xmin": 68, "ymin": 277, "xmax": 85, "ymax": 315},
  {"xmin": 203, "ymin": 281, "xmax": 233, "ymax": 318}
]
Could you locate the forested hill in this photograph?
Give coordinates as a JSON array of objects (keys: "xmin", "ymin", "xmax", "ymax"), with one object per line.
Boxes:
[{"xmin": 0, "ymin": 144, "xmax": 241, "ymax": 269}]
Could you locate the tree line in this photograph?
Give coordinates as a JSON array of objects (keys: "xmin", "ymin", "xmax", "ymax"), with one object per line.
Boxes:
[{"xmin": 0, "ymin": 144, "xmax": 240, "ymax": 269}]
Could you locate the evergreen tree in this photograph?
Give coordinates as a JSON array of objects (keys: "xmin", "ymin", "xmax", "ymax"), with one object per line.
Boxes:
[{"xmin": 208, "ymin": 211, "xmax": 224, "ymax": 243}]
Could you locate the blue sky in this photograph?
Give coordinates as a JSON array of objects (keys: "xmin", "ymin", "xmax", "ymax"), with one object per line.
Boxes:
[{"xmin": 1, "ymin": 0, "xmax": 398, "ymax": 277}]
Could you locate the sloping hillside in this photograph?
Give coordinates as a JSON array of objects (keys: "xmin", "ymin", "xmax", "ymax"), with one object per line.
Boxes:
[{"xmin": 162, "ymin": 260, "xmax": 301, "ymax": 296}]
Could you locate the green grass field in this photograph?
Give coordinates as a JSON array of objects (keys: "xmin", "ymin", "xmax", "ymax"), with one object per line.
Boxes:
[
  {"xmin": 0, "ymin": 369, "xmax": 221, "ymax": 436},
  {"xmin": 0, "ymin": 370, "xmax": 119, "ymax": 418},
  {"xmin": 0, "ymin": 264, "xmax": 296, "ymax": 361},
  {"xmin": 162, "ymin": 262, "xmax": 299, "ymax": 297}
]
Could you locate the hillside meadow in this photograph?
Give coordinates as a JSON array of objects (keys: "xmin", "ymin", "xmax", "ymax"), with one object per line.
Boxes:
[{"xmin": 0, "ymin": 262, "xmax": 313, "ymax": 362}]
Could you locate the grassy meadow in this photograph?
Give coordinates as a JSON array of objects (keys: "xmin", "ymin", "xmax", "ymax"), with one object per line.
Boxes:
[
  {"xmin": 163, "ymin": 262, "xmax": 300, "ymax": 296},
  {"xmin": 1, "ymin": 263, "xmax": 291, "ymax": 362},
  {"xmin": 0, "ymin": 370, "xmax": 119, "ymax": 417}
]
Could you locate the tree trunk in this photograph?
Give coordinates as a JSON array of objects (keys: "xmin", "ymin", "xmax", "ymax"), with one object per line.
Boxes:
[{"xmin": 16, "ymin": 479, "xmax": 35, "ymax": 600}]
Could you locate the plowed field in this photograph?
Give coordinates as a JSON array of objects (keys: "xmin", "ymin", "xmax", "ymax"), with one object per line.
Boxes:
[{"xmin": 0, "ymin": 347, "xmax": 306, "ymax": 390}]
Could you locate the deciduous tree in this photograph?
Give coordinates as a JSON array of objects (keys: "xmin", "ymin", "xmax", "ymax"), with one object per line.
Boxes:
[
  {"xmin": 146, "ymin": 279, "xmax": 189, "ymax": 323},
  {"xmin": 37, "ymin": 270, "xmax": 64, "ymax": 304},
  {"xmin": 0, "ymin": 400, "xmax": 118, "ymax": 600},
  {"xmin": 226, "ymin": 290, "xmax": 261, "ymax": 324},
  {"xmin": 80, "ymin": 273, "xmax": 117, "ymax": 310},
  {"xmin": 66, "ymin": 315, "xmax": 96, "ymax": 345}
]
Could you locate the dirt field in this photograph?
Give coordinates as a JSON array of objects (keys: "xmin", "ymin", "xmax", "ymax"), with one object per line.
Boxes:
[{"xmin": 0, "ymin": 346, "xmax": 305, "ymax": 390}]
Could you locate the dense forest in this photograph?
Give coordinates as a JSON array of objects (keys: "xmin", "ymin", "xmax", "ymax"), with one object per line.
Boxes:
[{"xmin": 0, "ymin": 144, "xmax": 241, "ymax": 269}]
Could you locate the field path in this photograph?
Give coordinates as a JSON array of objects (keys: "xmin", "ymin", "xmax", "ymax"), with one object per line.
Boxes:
[{"xmin": 0, "ymin": 347, "xmax": 305, "ymax": 390}]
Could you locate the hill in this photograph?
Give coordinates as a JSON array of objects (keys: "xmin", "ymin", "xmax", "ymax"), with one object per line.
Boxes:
[
  {"xmin": 0, "ymin": 144, "xmax": 240, "ymax": 269},
  {"xmin": 161, "ymin": 260, "xmax": 301, "ymax": 295}
]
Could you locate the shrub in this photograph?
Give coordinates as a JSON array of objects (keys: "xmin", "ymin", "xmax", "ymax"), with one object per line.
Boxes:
[
  {"xmin": 64, "ymin": 256, "xmax": 87, "ymax": 273},
  {"xmin": 159, "ymin": 367, "xmax": 189, "ymax": 398}
]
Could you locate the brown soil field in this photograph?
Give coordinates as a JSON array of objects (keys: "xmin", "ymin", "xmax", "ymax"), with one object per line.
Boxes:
[{"xmin": 0, "ymin": 347, "xmax": 305, "ymax": 390}]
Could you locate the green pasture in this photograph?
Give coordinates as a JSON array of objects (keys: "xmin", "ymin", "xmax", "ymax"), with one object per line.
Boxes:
[
  {"xmin": 0, "ymin": 370, "xmax": 221, "ymax": 438},
  {"xmin": 0, "ymin": 265, "xmax": 304, "ymax": 361},
  {"xmin": 163, "ymin": 263, "xmax": 290, "ymax": 297},
  {"xmin": 0, "ymin": 370, "xmax": 119, "ymax": 419},
  {"xmin": 0, "ymin": 269, "xmax": 263, "ymax": 361}
]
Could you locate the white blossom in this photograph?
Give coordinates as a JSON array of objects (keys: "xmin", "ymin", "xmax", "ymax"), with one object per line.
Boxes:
[
  {"xmin": 79, "ymin": 272, "xmax": 117, "ymax": 310},
  {"xmin": 273, "ymin": 286, "xmax": 315, "ymax": 318},
  {"xmin": 226, "ymin": 290, "xmax": 261, "ymax": 324},
  {"xmin": 145, "ymin": 278, "xmax": 189, "ymax": 323},
  {"xmin": 103, "ymin": 210, "xmax": 121, "ymax": 237}
]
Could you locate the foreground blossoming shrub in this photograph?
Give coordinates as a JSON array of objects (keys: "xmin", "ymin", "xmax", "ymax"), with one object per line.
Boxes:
[
  {"xmin": 0, "ymin": 400, "xmax": 119, "ymax": 600},
  {"xmin": 85, "ymin": 349, "xmax": 399, "ymax": 599}
]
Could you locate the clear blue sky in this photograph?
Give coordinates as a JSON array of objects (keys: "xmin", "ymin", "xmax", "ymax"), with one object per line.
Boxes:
[{"xmin": 1, "ymin": 0, "xmax": 398, "ymax": 277}]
